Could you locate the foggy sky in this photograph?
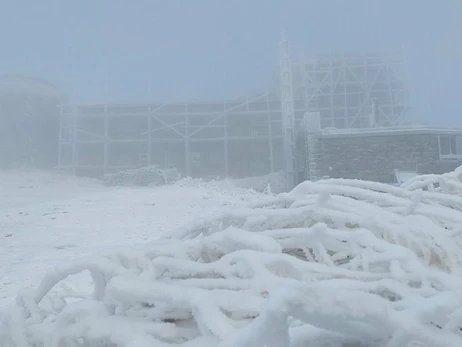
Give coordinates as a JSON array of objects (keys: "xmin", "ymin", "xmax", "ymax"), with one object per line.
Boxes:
[{"xmin": 1, "ymin": 0, "xmax": 461, "ymax": 127}]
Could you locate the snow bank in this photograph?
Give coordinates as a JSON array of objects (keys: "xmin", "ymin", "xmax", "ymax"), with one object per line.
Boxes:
[
  {"xmin": 2, "ymin": 168, "xmax": 462, "ymax": 346},
  {"xmin": 402, "ymin": 165, "xmax": 462, "ymax": 195},
  {"xmin": 228, "ymin": 171, "xmax": 286, "ymax": 194},
  {"xmin": 103, "ymin": 166, "xmax": 181, "ymax": 187},
  {"xmin": 171, "ymin": 172, "xmax": 285, "ymax": 195},
  {"xmin": 0, "ymin": 169, "xmax": 104, "ymax": 209}
]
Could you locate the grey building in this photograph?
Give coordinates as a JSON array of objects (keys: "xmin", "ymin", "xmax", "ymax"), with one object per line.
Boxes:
[
  {"xmin": 57, "ymin": 51, "xmax": 411, "ymax": 179},
  {"xmin": 4, "ymin": 50, "xmax": 455, "ymax": 186},
  {"xmin": 305, "ymin": 127, "xmax": 462, "ymax": 184}
]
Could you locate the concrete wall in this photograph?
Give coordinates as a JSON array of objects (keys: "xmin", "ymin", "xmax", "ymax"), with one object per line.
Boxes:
[{"xmin": 318, "ymin": 133, "xmax": 462, "ymax": 183}]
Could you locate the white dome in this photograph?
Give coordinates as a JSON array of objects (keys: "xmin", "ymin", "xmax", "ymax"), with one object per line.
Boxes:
[{"xmin": 0, "ymin": 75, "xmax": 65, "ymax": 100}]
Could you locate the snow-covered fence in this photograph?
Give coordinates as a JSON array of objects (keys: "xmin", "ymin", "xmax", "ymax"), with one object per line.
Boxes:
[{"xmin": 2, "ymin": 169, "xmax": 462, "ymax": 346}]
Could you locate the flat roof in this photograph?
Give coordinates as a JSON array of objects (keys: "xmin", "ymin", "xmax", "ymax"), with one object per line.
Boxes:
[{"xmin": 321, "ymin": 126, "xmax": 462, "ymax": 138}]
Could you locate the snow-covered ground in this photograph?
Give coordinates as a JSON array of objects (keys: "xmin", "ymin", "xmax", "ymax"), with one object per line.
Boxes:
[
  {"xmin": 3, "ymin": 168, "xmax": 462, "ymax": 346},
  {"xmin": 0, "ymin": 170, "xmax": 263, "ymax": 308}
]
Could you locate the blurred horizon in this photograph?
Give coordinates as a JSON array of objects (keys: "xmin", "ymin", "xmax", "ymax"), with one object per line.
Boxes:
[{"xmin": 1, "ymin": 0, "xmax": 461, "ymax": 126}]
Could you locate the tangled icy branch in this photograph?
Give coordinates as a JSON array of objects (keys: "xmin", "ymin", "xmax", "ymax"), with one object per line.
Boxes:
[{"xmin": 2, "ymin": 169, "xmax": 462, "ymax": 347}]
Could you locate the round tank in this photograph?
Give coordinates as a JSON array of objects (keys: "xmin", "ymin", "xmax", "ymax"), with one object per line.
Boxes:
[{"xmin": 0, "ymin": 75, "xmax": 66, "ymax": 169}]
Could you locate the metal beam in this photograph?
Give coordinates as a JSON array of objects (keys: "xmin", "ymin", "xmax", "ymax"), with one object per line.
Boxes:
[
  {"xmin": 185, "ymin": 105, "xmax": 191, "ymax": 176},
  {"xmin": 266, "ymin": 94, "xmax": 274, "ymax": 172},
  {"xmin": 141, "ymin": 121, "xmax": 185, "ymax": 135},
  {"xmin": 76, "ymin": 128, "xmax": 106, "ymax": 140},
  {"xmin": 57, "ymin": 105, "xmax": 64, "ymax": 168},
  {"xmin": 104, "ymin": 105, "xmax": 109, "ymax": 174},
  {"xmin": 69, "ymin": 107, "xmax": 77, "ymax": 174},
  {"xmin": 151, "ymin": 114, "xmax": 185, "ymax": 138},
  {"xmin": 147, "ymin": 112, "xmax": 152, "ymax": 166},
  {"xmin": 186, "ymin": 93, "xmax": 268, "ymax": 139},
  {"xmin": 224, "ymin": 111, "xmax": 229, "ymax": 177},
  {"xmin": 280, "ymin": 30, "xmax": 297, "ymax": 191}
]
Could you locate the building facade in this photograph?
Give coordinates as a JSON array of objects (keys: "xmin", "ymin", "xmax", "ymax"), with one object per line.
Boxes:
[
  {"xmin": 58, "ymin": 94, "xmax": 286, "ymax": 178},
  {"xmin": 309, "ymin": 128, "xmax": 462, "ymax": 183},
  {"xmin": 57, "ymin": 52, "xmax": 411, "ymax": 180}
]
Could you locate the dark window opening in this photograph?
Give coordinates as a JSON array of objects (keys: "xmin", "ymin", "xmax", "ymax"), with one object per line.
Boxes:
[{"xmin": 440, "ymin": 135, "xmax": 462, "ymax": 157}]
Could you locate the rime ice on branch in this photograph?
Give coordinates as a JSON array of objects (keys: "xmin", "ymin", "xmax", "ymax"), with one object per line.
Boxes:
[{"xmin": 2, "ymin": 168, "xmax": 462, "ymax": 347}]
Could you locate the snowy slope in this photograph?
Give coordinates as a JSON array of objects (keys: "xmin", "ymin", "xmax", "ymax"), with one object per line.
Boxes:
[
  {"xmin": 0, "ymin": 170, "xmax": 262, "ymax": 308},
  {"xmin": 2, "ymin": 169, "xmax": 462, "ymax": 346}
]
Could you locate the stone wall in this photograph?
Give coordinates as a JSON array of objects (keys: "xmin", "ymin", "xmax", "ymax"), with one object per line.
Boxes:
[{"xmin": 318, "ymin": 133, "xmax": 462, "ymax": 183}]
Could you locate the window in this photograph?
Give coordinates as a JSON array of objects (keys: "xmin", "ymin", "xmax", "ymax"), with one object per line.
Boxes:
[{"xmin": 439, "ymin": 135, "xmax": 462, "ymax": 159}]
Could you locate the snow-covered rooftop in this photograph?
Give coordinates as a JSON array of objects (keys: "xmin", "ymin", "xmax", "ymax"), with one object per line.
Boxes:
[{"xmin": 321, "ymin": 125, "xmax": 462, "ymax": 138}]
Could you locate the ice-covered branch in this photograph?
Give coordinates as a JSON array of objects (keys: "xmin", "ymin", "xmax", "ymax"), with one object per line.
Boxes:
[{"xmin": 2, "ymin": 168, "xmax": 462, "ymax": 346}]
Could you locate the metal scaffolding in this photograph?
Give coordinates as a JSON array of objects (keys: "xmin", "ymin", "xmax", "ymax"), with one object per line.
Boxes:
[
  {"xmin": 57, "ymin": 94, "xmax": 291, "ymax": 179},
  {"xmin": 292, "ymin": 51, "xmax": 410, "ymax": 129},
  {"xmin": 304, "ymin": 112, "xmax": 323, "ymax": 181},
  {"xmin": 57, "ymin": 35, "xmax": 410, "ymax": 188}
]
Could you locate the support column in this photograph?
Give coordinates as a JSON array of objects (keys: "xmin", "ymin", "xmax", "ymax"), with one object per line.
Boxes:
[
  {"xmin": 147, "ymin": 111, "xmax": 152, "ymax": 166},
  {"xmin": 279, "ymin": 30, "xmax": 297, "ymax": 191},
  {"xmin": 266, "ymin": 94, "xmax": 274, "ymax": 172},
  {"xmin": 57, "ymin": 105, "xmax": 63, "ymax": 169},
  {"xmin": 305, "ymin": 112, "xmax": 322, "ymax": 181},
  {"xmin": 71, "ymin": 106, "xmax": 77, "ymax": 174},
  {"xmin": 185, "ymin": 105, "xmax": 191, "ymax": 176},
  {"xmin": 103, "ymin": 105, "xmax": 109, "ymax": 174},
  {"xmin": 224, "ymin": 112, "xmax": 229, "ymax": 177}
]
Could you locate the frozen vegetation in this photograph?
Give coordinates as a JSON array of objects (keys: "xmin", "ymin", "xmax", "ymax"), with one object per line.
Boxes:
[
  {"xmin": 2, "ymin": 168, "xmax": 462, "ymax": 346},
  {"xmin": 0, "ymin": 170, "xmax": 262, "ymax": 307},
  {"xmin": 103, "ymin": 166, "xmax": 182, "ymax": 187}
]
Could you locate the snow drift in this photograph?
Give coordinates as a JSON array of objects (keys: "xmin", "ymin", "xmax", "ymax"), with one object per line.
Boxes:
[
  {"xmin": 2, "ymin": 169, "xmax": 462, "ymax": 347},
  {"xmin": 402, "ymin": 165, "xmax": 462, "ymax": 195},
  {"xmin": 228, "ymin": 171, "xmax": 286, "ymax": 194},
  {"xmin": 103, "ymin": 166, "xmax": 181, "ymax": 187}
]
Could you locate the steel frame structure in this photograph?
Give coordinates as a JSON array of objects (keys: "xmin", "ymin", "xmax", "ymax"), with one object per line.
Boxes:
[
  {"xmin": 58, "ymin": 94, "xmax": 293, "ymax": 178},
  {"xmin": 292, "ymin": 52, "xmax": 410, "ymax": 129},
  {"xmin": 58, "ymin": 36, "xmax": 410, "ymax": 188}
]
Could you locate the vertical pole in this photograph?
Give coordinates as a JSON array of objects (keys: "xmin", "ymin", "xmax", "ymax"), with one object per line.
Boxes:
[
  {"xmin": 343, "ymin": 61, "xmax": 348, "ymax": 125},
  {"xmin": 103, "ymin": 105, "xmax": 109, "ymax": 174},
  {"xmin": 185, "ymin": 104, "xmax": 191, "ymax": 176},
  {"xmin": 369, "ymin": 99, "xmax": 377, "ymax": 128},
  {"xmin": 400, "ymin": 45, "xmax": 410, "ymax": 126},
  {"xmin": 71, "ymin": 106, "xmax": 77, "ymax": 175},
  {"xmin": 329, "ymin": 55, "xmax": 334, "ymax": 127},
  {"xmin": 279, "ymin": 29, "xmax": 297, "ymax": 191},
  {"xmin": 57, "ymin": 104, "xmax": 63, "ymax": 168},
  {"xmin": 301, "ymin": 52, "xmax": 309, "ymax": 110},
  {"xmin": 147, "ymin": 106, "xmax": 152, "ymax": 166},
  {"xmin": 266, "ymin": 94, "xmax": 274, "ymax": 172},
  {"xmin": 305, "ymin": 112, "xmax": 322, "ymax": 181},
  {"xmin": 361, "ymin": 55, "xmax": 367, "ymax": 128},
  {"xmin": 224, "ymin": 105, "xmax": 229, "ymax": 177}
]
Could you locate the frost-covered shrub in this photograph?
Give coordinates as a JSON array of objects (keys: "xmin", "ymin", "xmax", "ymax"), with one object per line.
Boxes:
[
  {"xmin": 103, "ymin": 166, "xmax": 181, "ymax": 187},
  {"xmin": 402, "ymin": 165, "xmax": 462, "ymax": 195},
  {"xmin": 2, "ymin": 168, "xmax": 462, "ymax": 346},
  {"xmin": 229, "ymin": 171, "xmax": 286, "ymax": 194}
]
